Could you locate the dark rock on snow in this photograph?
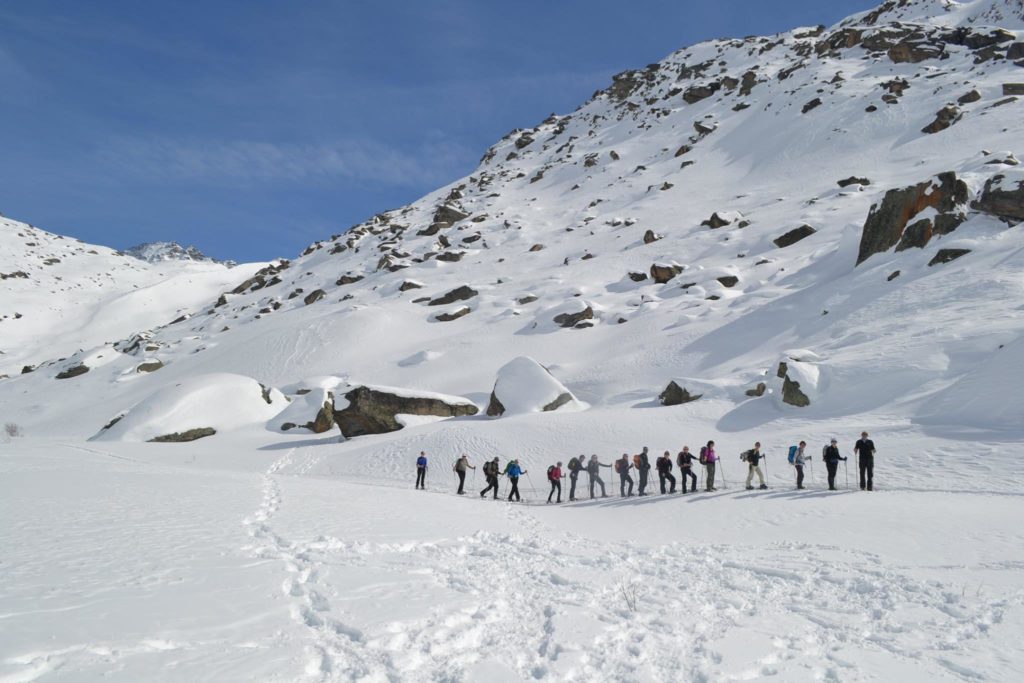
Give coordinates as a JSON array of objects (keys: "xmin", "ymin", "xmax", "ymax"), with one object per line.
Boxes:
[
  {"xmin": 553, "ymin": 306, "xmax": 594, "ymax": 328},
  {"xmin": 149, "ymin": 427, "xmax": 216, "ymax": 443},
  {"xmin": 56, "ymin": 364, "xmax": 89, "ymax": 380},
  {"xmin": 928, "ymin": 248, "xmax": 972, "ymax": 267},
  {"xmin": 773, "ymin": 224, "xmax": 817, "ymax": 248},
  {"xmin": 659, "ymin": 380, "xmax": 702, "ymax": 406},
  {"xmin": 334, "ymin": 386, "xmax": 477, "ymax": 438}
]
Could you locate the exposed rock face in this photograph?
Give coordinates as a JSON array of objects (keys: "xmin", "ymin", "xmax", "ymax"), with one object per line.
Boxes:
[
  {"xmin": 856, "ymin": 172, "xmax": 969, "ymax": 264},
  {"xmin": 972, "ymin": 174, "xmax": 1024, "ymax": 223},
  {"xmin": 136, "ymin": 360, "xmax": 164, "ymax": 373},
  {"xmin": 1004, "ymin": 83, "xmax": 1024, "ymax": 96},
  {"xmin": 650, "ymin": 263, "xmax": 683, "ymax": 284},
  {"xmin": 399, "ymin": 280, "xmax": 423, "ymax": 292},
  {"xmin": 922, "ymin": 105, "xmax": 962, "ymax": 134},
  {"xmin": 433, "ymin": 204, "xmax": 470, "ymax": 225},
  {"xmin": 435, "ymin": 251, "xmax": 465, "ymax": 262},
  {"xmin": 336, "ymin": 274, "xmax": 363, "ymax": 286},
  {"xmin": 683, "ymin": 82, "xmax": 721, "ymax": 104},
  {"xmin": 435, "ymin": 306, "xmax": 471, "ymax": 322},
  {"xmin": 553, "ymin": 306, "xmax": 594, "ymax": 328},
  {"xmin": 957, "ymin": 89, "xmax": 982, "ymax": 105},
  {"xmin": 773, "ymin": 224, "xmax": 817, "ymax": 248},
  {"xmin": 303, "ymin": 289, "xmax": 326, "ymax": 305},
  {"xmin": 334, "ymin": 386, "xmax": 477, "ymax": 438},
  {"xmin": 428, "ymin": 285, "xmax": 478, "ymax": 306},
  {"xmin": 149, "ymin": 427, "xmax": 216, "ymax": 443},
  {"xmin": 837, "ymin": 176, "xmax": 871, "ymax": 188},
  {"xmin": 56, "ymin": 364, "xmax": 89, "ymax": 380},
  {"xmin": 781, "ymin": 375, "xmax": 811, "ymax": 407},
  {"xmin": 659, "ymin": 380, "xmax": 702, "ymax": 406},
  {"xmin": 309, "ymin": 395, "xmax": 336, "ymax": 433},
  {"xmin": 928, "ymin": 248, "xmax": 971, "ymax": 266}
]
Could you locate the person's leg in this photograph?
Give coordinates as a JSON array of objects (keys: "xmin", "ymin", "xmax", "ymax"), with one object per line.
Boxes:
[
  {"xmin": 555, "ymin": 480, "xmax": 561, "ymax": 503},
  {"xmin": 620, "ymin": 476, "xmax": 626, "ymax": 497},
  {"xmin": 746, "ymin": 465, "xmax": 754, "ymax": 488},
  {"xmin": 756, "ymin": 466, "xmax": 765, "ymax": 486},
  {"xmin": 457, "ymin": 470, "xmax": 466, "ymax": 493},
  {"xmin": 569, "ymin": 474, "xmax": 577, "ymax": 500},
  {"xmin": 859, "ymin": 456, "xmax": 867, "ymax": 490},
  {"xmin": 667, "ymin": 473, "xmax": 676, "ymax": 493},
  {"xmin": 491, "ymin": 476, "xmax": 499, "ymax": 499},
  {"xmin": 659, "ymin": 473, "xmax": 666, "ymax": 494},
  {"xmin": 796, "ymin": 465, "xmax": 804, "ymax": 489},
  {"xmin": 707, "ymin": 463, "xmax": 716, "ymax": 490},
  {"xmin": 866, "ymin": 455, "xmax": 874, "ymax": 490},
  {"xmin": 827, "ymin": 462, "xmax": 837, "ymax": 489},
  {"xmin": 598, "ymin": 475, "xmax": 606, "ymax": 497},
  {"xmin": 548, "ymin": 480, "xmax": 555, "ymax": 503},
  {"xmin": 627, "ymin": 475, "xmax": 633, "ymax": 496},
  {"xmin": 639, "ymin": 469, "xmax": 647, "ymax": 495},
  {"xmin": 589, "ymin": 475, "xmax": 596, "ymax": 499}
]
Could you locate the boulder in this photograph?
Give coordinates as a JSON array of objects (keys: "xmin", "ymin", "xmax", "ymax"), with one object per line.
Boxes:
[
  {"xmin": 701, "ymin": 211, "xmax": 740, "ymax": 229},
  {"xmin": 399, "ymin": 280, "xmax": 423, "ymax": 292},
  {"xmin": 277, "ymin": 389, "xmax": 336, "ymax": 433},
  {"xmin": 553, "ymin": 306, "xmax": 594, "ymax": 328},
  {"xmin": 435, "ymin": 251, "xmax": 465, "ymax": 262},
  {"xmin": 928, "ymin": 248, "xmax": 971, "ymax": 266},
  {"xmin": 856, "ymin": 172, "xmax": 968, "ymax": 265},
  {"xmin": 56, "ymin": 364, "xmax": 89, "ymax": 380},
  {"xmin": 336, "ymin": 274, "xmax": 364, "ymax": 286},
  {"xmin": 683, "ymin": 82, "xmax": 721, "ymax": 104},
  {"xmin": 1009, "ymin": 43, "xmax": 1024, "ymax": 61},
  {"xmin": 434, "ymin": 306, "xmax": 471, "ymax": 322},
  {"xmin": 650, "ymin": 263, "xmax": 683, "ymax": 284},
  {"xmin": 529, "ymin": 244, "xmax": 545, "ymax": 252},
  {"xmin": 628, "ymin": 272, "xmax": 648, "ymax": 282},
  {"xmin": 895, "ymin": 218, "xmax": 933, "ymax": 251},
  {"xmin": 922, "ymin": 105, "xmax": 962, "ymax": 134},
  {"xmin": 334, "ymin": 385, "xmax": 477, "ymax": 437},
  {"xmin": 745, "ymin": 382, "xmax": 767, "ymax": 398},
  {"xmin": 971, "ymin": 173, "xmax": 1024, "ymax": 223},
  {"xmin": 781, "ymin": 376, "xmax": 811, "ymax": 407},
  {"xmin": 1004, "ymin": 84, "xmax": 1024, "ymax": 96},
  {"xmin": 643, "ymin": 230, "xmax": 661, "ymax": 244},
  {"xmin": 149, "ymin": 428, "xmax": 216, "ymax": 443},
  {"xmin": 433, "ymin": 204, "xmax": 470, "ymax": 225},
  {"xmin": 802, "ymin": 97, "xmax": 823, "ymax": 114},
  {"xmin": 773, "ymin": 224, "xmax": 816, "ymax": 248},
  {"xmin": 485, "ymin": 356, "xmax": 581, "ymax": 417},
  {"xmin": 957, "ymin": 89, "xmax": 982, "ymax": 105},
  {"xmin": 716, "ymin": 275, "xmax": 739, "ymax": 288},
  {"xmin": 837, "ymin": 176, "xmax": 871, "ymax": 188},
  {"xmin": 517, "ymin": 295, "xmax": 539, "ymax": 305},
  {"xmin": 136, "ymin": 360, "xmax": 164, "ymax": 373},
  {"xmin": 888, "ymin": 40, "xmax": 944, "ymax": 64},
  {"xmin": 428, "ymin": 285, "xmax": 478, "ymax": 306},
  {"xmin": 659, "ymin": 380, "xmax": 702, "ymax": 406},
  {"xmin": 303, "ymin": 289, "xmax": 326, "ymax": 305}
]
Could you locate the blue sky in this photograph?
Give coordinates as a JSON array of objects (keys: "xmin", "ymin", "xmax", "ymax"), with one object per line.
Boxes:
[{"xmin": 0, "ymin": 0, "xmax": 876, "ymax": 262}]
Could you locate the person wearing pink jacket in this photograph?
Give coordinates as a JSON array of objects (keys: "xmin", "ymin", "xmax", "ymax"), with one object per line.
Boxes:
[{"xmin": 700, "ymin": 440, "xmax": 718, "ymax": 492}]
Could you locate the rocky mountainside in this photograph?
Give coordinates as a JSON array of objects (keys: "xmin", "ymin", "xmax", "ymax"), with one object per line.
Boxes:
[
  {"xmin": 123, "ymin": 241, "xmax": 235, "ymax": 266},
  {"xmin": 1, "ymin": 0, "xmax": 1022, "ymax": 440}
]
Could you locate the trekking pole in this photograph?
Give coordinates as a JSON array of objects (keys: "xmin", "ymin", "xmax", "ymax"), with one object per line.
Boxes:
[
  {"xmin": 844, "ymin": 460, "xmax": 849, "ymax": 490},
  {"xmin": 719, "ymin": 460, "xmax": 727, "ymax": 489}
]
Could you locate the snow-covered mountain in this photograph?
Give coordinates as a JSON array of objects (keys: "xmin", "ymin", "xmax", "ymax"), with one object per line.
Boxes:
[
  {"xmin": 3, "ymin": 2, "xmax": 1024, "ymax": 680},
  {"xmin": 123, "ymin": 241, "xmax": 234, "ymax": 266},
  {"xmin": 5, "ymin": 0, "xmax": 1022, "ymax": 439}
]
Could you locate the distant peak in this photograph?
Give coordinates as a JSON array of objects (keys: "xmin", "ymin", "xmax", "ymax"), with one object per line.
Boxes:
[{"xmin": 123, "ymin": 241, "xmax": 234, "ymax": 266}]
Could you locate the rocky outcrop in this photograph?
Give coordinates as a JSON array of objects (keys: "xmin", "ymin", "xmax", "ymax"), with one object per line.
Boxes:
[
  {"xmin": 781, "ymin": 375, "xmax": 811, "ymax": 407},
  {"xmin": 56, "ymin": 364, "xmax": 89, "ymax": 380},
  {"xmin": 303, "ymin": 289, "xmax": 326, "ymax": 305},
  {"xmin": 149, "ymin": 427, "xmax": 216, "ymax": 443},
  {"xmin": 433, "ymin": 204, "xmax": 470, "ymax": 225},
  {"xmin": 928, "ymin": 248, "xmax": 971, "ymax": 267},
  {"xmin": 856, "ymin": 172, "xmax": 968, "ymax": 264},
  {"xmin": 334, "ymin": 385, "xmax": 477, "ymax": 438},
  {"xmin": 553, "ymin": 306, "xmax": 594, "ymax": 328},
  {"xmin": 802, "ymin": 97, "xmax": 823, "ymax": 114},
  {"xmin": 650, "ymin": 263, "xmax": 683, "ymax": 284},
  {"xmin": 336, "ymin": 274, "xmax": 363, "ymax": 286},
  {"xmin": 399, "ymin": 280, "xmax": 423, "ymax": 292},
  {"xmin": 922, "ymin": 105, "xmax": 962, "ymax": 134},
  {"xmin": 972, "ymin": 174, "xmax": 1024, "ymax": 223},
  {"xmin": 435, "ymin": 306, "xmax": 471, "ymax": 322},
  {"xmin": 837, "ymin": 176, "xmax": 870, "ymax": 188},
  {"xmin": 136, "ymin": 360, "xmax": 164, "ymax": 373},
  {"xmin": 716, "ymin": 276, "xmax": 739, "ymax": 288},
  {"xmin": 958, "ymin": 90, "xmax": 982, "ymax": 105},
  {"xmin": 659, "ymin": 380, "xmax": 702, "ymax": 406},
  {"xmin": 1004, "ymin": 83, "xmax": 1024, "ymax": 96},
  {"xmin": 701, "ymin": 212, "xmax": 739, "ymax": 229},
  {"xmin": 428, "ymin": 285, "xmax": 478, "ymax": 306},
  {"xmin": 773, "ymin": 225, "xmax": 816, "ymax": 248}
]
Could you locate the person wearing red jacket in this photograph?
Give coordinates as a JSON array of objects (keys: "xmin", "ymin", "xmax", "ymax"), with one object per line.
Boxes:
[{"xmin": 547, "ymin": 462, "xmax": 565, "ymax": 504}]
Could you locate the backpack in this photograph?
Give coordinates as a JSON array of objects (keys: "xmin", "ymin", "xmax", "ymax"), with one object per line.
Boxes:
[
  {"xmin": 633, "ymin": 454, "xmax": 642, "ymax": 469},
  {"xmin": 547, "ymin": 465, "xmax": 556, "ymax": 481},
  {"xmin": 484, "ymin": 461, "xmax": 497, "ymax": 476},
  {"xmin": 699, "ymin": 446, "xmax": 708, "ymax": 465},
  {"xmin": 614, "ymin": 460, "xmax": 623, "ymax": 473},
  {"xmin": 740, "ymin": 450, "xmax": 749, "ymax": 462},
  {"xmin": 568, "ymin": 457, "xmax": 580, "ymax": 471},
  {"xmin": 788, "ymin": 445, "xmax": 798, "ymax": 464}
]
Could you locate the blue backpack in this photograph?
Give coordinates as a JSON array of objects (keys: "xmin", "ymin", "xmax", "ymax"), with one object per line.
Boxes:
[{"xmin": 787, "ymin": 445, "xmax": 799, "ymax": 464}]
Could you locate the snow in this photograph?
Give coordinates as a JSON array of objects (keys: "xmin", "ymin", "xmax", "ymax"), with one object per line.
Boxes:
[
  {"xmin": 2, "ymin": 0, "xmax": 1024, "ymax": 679},
  {"xmin": 488, "ymin": 356, "xmax": 585, "ymax": 415},
  {"xmin": 92, "ymin": 373, "xmax": 286, "ymax": 441}
]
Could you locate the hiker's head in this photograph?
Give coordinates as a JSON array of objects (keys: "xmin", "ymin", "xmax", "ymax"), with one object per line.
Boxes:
[
  {"xmin": 861, "ymin": 431, "xmax": 869, "ymax": 438},
  {"xmin": 799, "ymin": 441, "xmax": 806, "ymax": 447},
  {"xmin": 830, "ymin": 438, "xmax": 838, "ymax": 445},
  {"xmin": 663, "ymin": 450, "xmax": 670, "ymax": 456},
  {"xmin": 708, "ymin": 440, "xmax": 715, "ymax": 447},
  {"xmin": 557, "ymin": 461, "xmax": 562, "ymax": 466},
  {"xmin": 754, "ymin": 442, "xmax": 761, "ymax": 448},
  {"xmin": 642, "ymin": 446, "xmax": 648, "ymax": 453},
  {"xmin": 682, "ymin": 446, "xmax": 689, "ymax": 452},
  {"xmin": 420, "ymin": 451, "xmax": 425, "ymax": 455}
]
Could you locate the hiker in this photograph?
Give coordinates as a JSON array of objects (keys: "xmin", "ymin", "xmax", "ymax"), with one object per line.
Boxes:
[
  {"xmin": 506, "ymin": 459, "xmax": 527, "ymax": 502},
  {"xmin": 587, "ymin": 454, "xmax": 611, "ymax": 499},
  {"xmin": 415, "ymin": 451, "xmax": 428, "ymax": 490},
  {"xmin": 700, "ymin": 440, "xmax": 718, "ymax": 491},
  {"xmin": 677, "ymin": 447, "xmax": 698, "ymax": 493},
  {"xmin": 567, "ymin": 455, "xmax": 585, "ymax": 501},
  {"xmin": 854, "ymin": 431, "xmax": 876, "ymax": 491},
  {"xmin": 742, "ymin": 442, "xmax": 767, "ymax": 490},
  {"xmin": 822, "ymin": 439, "xmax": 846, "ymax": 491},
  {"xmin": 657, "ymin": 450, "xmax": 676, "ymax": 494},
  {"xmin": 453, "ymin": 454, "xmax": 475, "ymax": 495},
  {"xmin": 635, "ymin": 447, "xmax": 652, "ymax": 496},
  {"xmin": 480, "ymin": 457, "xmax": 501, "ymax": 499},
  {"xmin": 615, "ymin": 453, "xmax": 634, "ymax": 497},
  {"xmin": 547, "ymin": 462, "xmax": 565, "ymax": 504},
  {"xmin": 789, "ymin": 441, "xmax": 808, "ymax": 489}
]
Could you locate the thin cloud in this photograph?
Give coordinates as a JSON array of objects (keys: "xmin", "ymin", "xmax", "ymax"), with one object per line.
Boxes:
[{"xmin": 98, "ymin": 136, "xmax": 479, "ymax": 188}]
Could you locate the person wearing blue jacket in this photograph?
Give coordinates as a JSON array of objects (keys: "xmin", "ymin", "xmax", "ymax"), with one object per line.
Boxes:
[
  {"xmin": 415, "ymin": 451, "xmax": 428, "ymax": 490},
  {"xmin": 506, "ymin": 459, "xmax": 528, "ymax": 502}
]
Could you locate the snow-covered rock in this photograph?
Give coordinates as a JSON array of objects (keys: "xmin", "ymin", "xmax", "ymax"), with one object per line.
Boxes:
[{"xmin": 486, "ymin": 357, "xmax": 584, "ymax": 416}]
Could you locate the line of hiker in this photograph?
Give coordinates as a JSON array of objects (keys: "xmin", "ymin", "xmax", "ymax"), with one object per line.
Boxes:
[{"xmin": 419, "ymin": 432, "xmax": 878, "ymax": 501}]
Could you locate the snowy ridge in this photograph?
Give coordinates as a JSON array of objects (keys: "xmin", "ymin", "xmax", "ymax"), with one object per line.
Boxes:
[{"xmin": 123, "ymin": 241, "xmax": 234, "ymax": 266}]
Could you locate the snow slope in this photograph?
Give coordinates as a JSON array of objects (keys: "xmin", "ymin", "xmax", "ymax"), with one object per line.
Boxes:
[{"xmin": 2, "ymin": 0, "xmax": 1024, "ymax": 680}]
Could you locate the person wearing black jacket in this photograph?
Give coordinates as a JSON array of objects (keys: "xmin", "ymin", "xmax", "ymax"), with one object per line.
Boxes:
[
  {"xmin": 656, "ymin": 451, "xmax": 677, "ymax": 494},
  {"xmin": 822, "ymin": 439, "xmax": 847, "ymax": 491},
  {"xmin": 636, "ymin": 447, "xmax": 652, "ymax": 496},
  {"xmin": 677, "ymin": 447, "xmax": 698, "ymax": 493},
  {"xmin": 568, "ymin": 455, "xmax": 585, "ymax": 501},
  {"xmin": 480, "ymin": 457, "xmax": 501, "ymax": 499},
  {"xmin": 615, "ymin": 453, "xmax": 634, "ymax": 497},
  {"xmin": 854, "ymin": 431, "xmax": 876, "ymax": 491},
  {"xmin": 743, "ymin": 442, "xmax": 767, "ymax": 490}
]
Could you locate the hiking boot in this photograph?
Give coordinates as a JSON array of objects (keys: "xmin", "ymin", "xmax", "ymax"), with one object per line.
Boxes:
[
  {"xmin": 759, "ymin": 485, "xmax": 768, "ymax": 490},
  {"xmin": 746, "ymin": 486, "xmax": 754, "ymax": 490}
]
